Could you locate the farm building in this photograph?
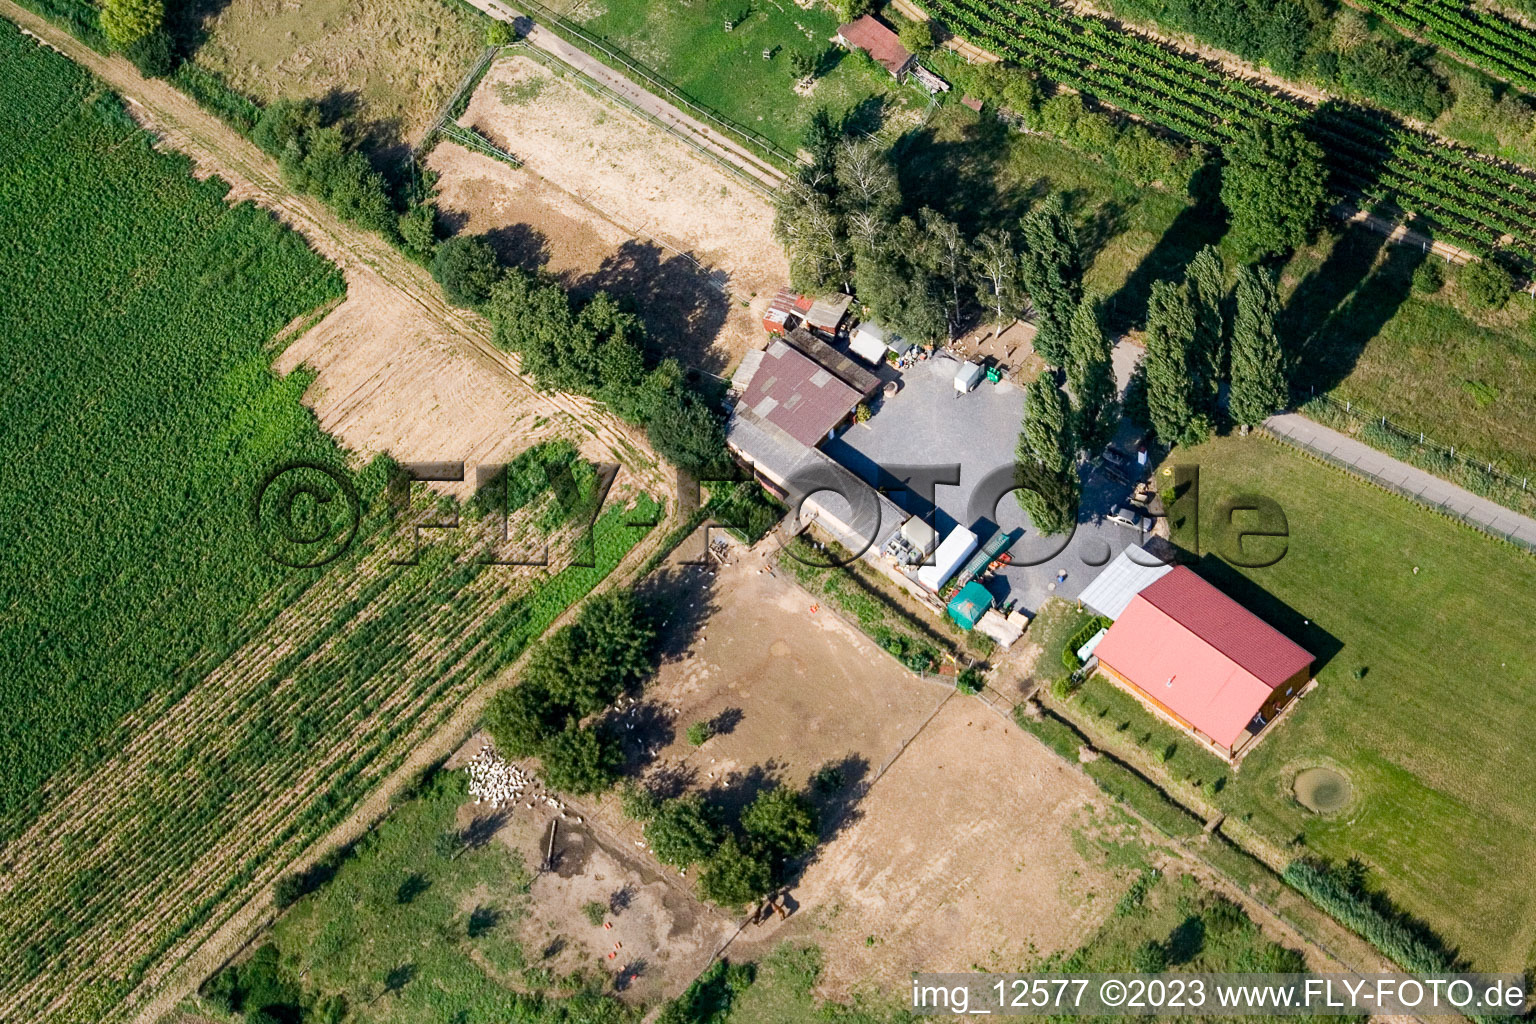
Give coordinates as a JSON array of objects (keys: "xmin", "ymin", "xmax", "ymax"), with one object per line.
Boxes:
[
  {"xmin": 1092, "ymin": 567, "xmax": 1313, "ymax": 760},
  {"xmin": 779, "ymin": 327, "xmax": 880, "ymax": 397},
  {"xmin": 848, "ymin": 320, "xmax": 913, "ymax": 364},
  {"xmin": 730, "ymin": 338, "xmax": 862, "ymax": 447},
  {"xmin": 762, "ymin": 289, "xmax": 854, "ymax": 339},
  {"xmin": 836, "ymin": 15, "xmax": 917, "ymax": 79}
]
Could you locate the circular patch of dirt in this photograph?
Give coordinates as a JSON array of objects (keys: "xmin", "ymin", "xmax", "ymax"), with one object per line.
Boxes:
[{"xmin": 1293, "ymin": 766, "xmax": 1352, "ymax": 814}]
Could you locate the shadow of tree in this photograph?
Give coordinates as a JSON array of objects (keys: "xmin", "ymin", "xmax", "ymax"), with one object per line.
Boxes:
[
  {"xmin": 575, "ymin": 240, "xmax": 731, "ymax": 378},
  {"xmin": 484, "ymin": 223, "xmax": 553, "ymax": 274},
  {"xmin": 708, "ymin": 706, "xmax": 744, "ymax": 737},
  {"xmin": 467, "ymin": 904, "xmax": 501, "ymax": 938}
]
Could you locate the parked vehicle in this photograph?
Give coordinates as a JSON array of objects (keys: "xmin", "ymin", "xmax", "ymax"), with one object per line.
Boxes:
[{"xmin": 1107, "ymin": 503, "xmax": 1144, "ymax": 530}]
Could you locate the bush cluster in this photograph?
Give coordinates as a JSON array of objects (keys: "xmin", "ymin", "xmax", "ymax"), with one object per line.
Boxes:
[
  {"xmin": 484, "ymin": 589, "xmax": 657, "ymax": 794},
  {"xmin": 252, "ymin": 100, "xmax": 398, "ymax": 238},
  {"xmin": 425, "ymin": 235, "xmax": 725, "ymax": 474},
  {"xmin": 623, "ymin": 782, "xmax": 822, "ymax": 910}
]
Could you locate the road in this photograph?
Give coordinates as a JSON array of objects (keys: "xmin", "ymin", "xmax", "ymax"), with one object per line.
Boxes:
[
  {"xmin": 464, "ymin": 0, "xmax": 790, "ymax": 191},
  {"xmin": 1265, "ymin": 411, "xmax": 1536, "ymax": 550}
]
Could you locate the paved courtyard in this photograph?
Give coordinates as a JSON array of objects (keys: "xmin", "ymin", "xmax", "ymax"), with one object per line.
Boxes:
[{"xmin": 823, "ymin": 353, "xmax": 1152, "ymax": 614}]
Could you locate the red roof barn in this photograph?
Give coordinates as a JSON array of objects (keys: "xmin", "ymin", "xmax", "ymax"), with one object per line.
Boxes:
[
  {"xmin": 836, "ymin": 16, "xmax": 916, "ymax": 79},
  {"xmin": 1092, "ymin": 567, "xmax": 1313, "ymax": 759}
]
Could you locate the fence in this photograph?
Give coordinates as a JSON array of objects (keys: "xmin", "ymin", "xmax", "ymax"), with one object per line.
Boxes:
[
  {"xmin": 1286, "ymin": 389, "xmax": 1536, "ymax": 547},
  {"xmin": 499, "ymin": 0, "xmax": 803, "ymax": 174},
  {"xmin": 436, "ymin": 121, "xmax": 522, "ymax": 167}
]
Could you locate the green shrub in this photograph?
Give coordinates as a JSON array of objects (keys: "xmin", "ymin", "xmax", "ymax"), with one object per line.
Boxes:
[
  {"xmin": 485, "ymin": 19, "xmax": 514, "ymax": 45},
  {"xmin": 1411, "ymin": 259, "xmax": 1444, "ymax": 294},
  {"xmin": 645, "ymin": 795, "xmax": 722, "ymax": 869},
  {"xmin": 956, "ymin": 666, "xmax": 984, "ymax": 694},
  {"xmin": 697, "ymin": 835, "xmax": 773, "ymax": 908},
  {"xmin": 431, "ymin": 234, "xmax": 502, "ymax": 307},
  {"xmin": 1458, "ymin": 259, "xmax": 1514, "ymax": 311},
  {"xmin": 1283, "ymin": 859, "xmax": 1459, "ymax": 975},
  {"xmin": 686, "ymin": 721, "xmax": 711, "ymax": 746},
  {"xmin": 582, "ymin": 900, "xmax": 607, "ymax": 926}
]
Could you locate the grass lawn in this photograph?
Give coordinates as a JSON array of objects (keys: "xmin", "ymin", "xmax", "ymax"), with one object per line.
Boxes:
[
  {"xmin": 563, "ymin": 0, "xmax": 924, "ymax": 154},
  {"xmin": 1163, "ymin": 433, "xmax": 1536, "ymax": 971},
  {"xmin": 1278, "ymin": 224, "xmax": 1536, "ymax": 478},
  {"xmin": 221, "ymin": 771, "xmax": 627, "ymax": 1022}
]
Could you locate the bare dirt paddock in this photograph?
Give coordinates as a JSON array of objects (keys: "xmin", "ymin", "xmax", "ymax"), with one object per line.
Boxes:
[
  {"xmin": 456, "ymin": 544, "xmax": 1131, "ymax": 1003},
  {"xmin": 429, "ymin": 53, "xmax": 790, "ymax": 374}
]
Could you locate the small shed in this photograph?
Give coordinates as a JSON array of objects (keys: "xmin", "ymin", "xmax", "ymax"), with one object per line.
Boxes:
[
  {"xmin": 947, "ymin": 581, "xmax": 994, "ymax": 631},
  {"xmin": 900, "ymin": 516, "xmax": 938, "ymax": 557},
  {"xmin": 803, "ymin": 293, "xmax": 853, "ymax": 336},
  {"xmin": 954, "ymin": 360, "xmax": 985, "ymax": 394},
  {"xmin": 848, "ymin": 327, "xmax": 888, "ymax": 365},
  {"xmin": 836, "ymin": 15, "xmax": 917, "ymax": 79},
  {"xmin": 917, "ymin": 524, "xmax": 978, "ymax": 591}
]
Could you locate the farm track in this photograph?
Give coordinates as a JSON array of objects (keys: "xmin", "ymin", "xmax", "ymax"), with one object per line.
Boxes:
[{"xmin": 1, "ymin": 5, "xmax": 687, "ymax": 1021}]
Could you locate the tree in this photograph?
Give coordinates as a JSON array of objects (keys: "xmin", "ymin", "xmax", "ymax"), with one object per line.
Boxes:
[
  {"xmin": 1021, "ymin": 374, "xmax": 1076, "ymax": 473},
  {"xmin": 971, "ymin": 230, "xmax": 1023, "ymax": 334},
  {"xmin": 1018, "ymin": 196, "xmax": 1084, "ymax": 365},
  {"xmin": 398, "ymin": 203, "xmax": 438, "ymax": 264},
  {"xmin": 1228, "ymin": 265, "xmax": 1289, "ymax": 427},
  {"xmin": 1131, "ymin": 940, "xmax": 1168, "ymax": 973},
  {"xmin": 647, "ymin": 388, "xmax": 727, "ymax": 475},
  {"xmin": 1184, "ymin": 244, "xmax": 1226, "ymax": 410},
  {"xmin": 100, "ymin": 0, "xmax": 163, "ymax": 45},
  {"xmin": 485, "ymin": 19, "xmax": 514, "ymax": 46},
  {"xmin": 645, "ymin": 795, "xmax": 722, "ymax": 868},
  {"xmin": 1142, "ymin": 281, "xmax": 1211, "ymax": 446},
  {"xmin": 578, "ymin": 590, "xmax": 657, "ymax": 688},
  {"xmin": 741, "ymin": 786, "xmax": 820, "ymax": 864},
  {"xmin": 698, "ymin": 835, "xmax": 773, "ymax": 908},
  {"xmin": 484, "ymin": 681, "xmax": 570, "ymax": 758},
  {"xmin": 788, "ymin": 50, "xmax": 815, "ymax": 83},
  {"xmin": 1016, "ymin": 375, "xmax": 1079, "ymax": 535},
  {"xmin": 1014, "ymin": 458, "xmax": 1078, "ymax": 536},
  {"xmin": 124, "ymin": 31, "xmax": 175, "ymax": 77},
  {"xmin": 897, "ymin": 16, "xmax": 936, "ymax": 56},
  {"xmin": 921, "ymin": 209, "xmax": 969, "ymax": 339},
  {"xmin": 1064, "ymin": 296, "xmax": 1119, "ymax": 455},
  {"xmin": 539, "ymin": 724, "xmax": 620, "ymax": 795},
  {"xmin": 772, "ymin": 177, "xmax": 849, "ymax": 293},
  {"xmin": 1221, "ymin": 122, "xmax": 1326, "ymax": 260},
  {"xmin": 431, "ymin": 234, "xmax": 502, "ymax": 307}
]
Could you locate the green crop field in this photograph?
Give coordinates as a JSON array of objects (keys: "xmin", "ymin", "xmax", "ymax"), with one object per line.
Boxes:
[
  {"xmin": 0, "ymin": 19, "xmax": 349, "ymax": 835},
  {"xmin": 566, "ymin": 0, "xmax": 923, "ymax": 153},
  {"xmin": 0, "ymin": 25, "xmax": 658, "ymax": 1022},
  {"xmin": 1166, "ymin": 435, "xmax": 1536, "ymax": 971}
]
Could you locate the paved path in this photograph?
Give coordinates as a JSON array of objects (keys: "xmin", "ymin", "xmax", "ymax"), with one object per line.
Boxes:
[
  {"xmin": 1265, "ymin": 412, "xmax": 1536, "ymax": 551},
  {"xmin": 464, "ymin": 0, "xmax": 790, "ymax": 191}
]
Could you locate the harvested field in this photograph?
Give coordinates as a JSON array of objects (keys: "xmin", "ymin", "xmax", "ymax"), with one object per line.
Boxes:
[
  {"xmin": 190, "ymin": 0, "xmax": 484, "ymax": 149},
  {"xmin": 437, "ymin": 53, "xmax": 790, "ymax": 373},
  {"xmin": 734, "ymin": 698, "xmax": 1123, "ymax": 996}
]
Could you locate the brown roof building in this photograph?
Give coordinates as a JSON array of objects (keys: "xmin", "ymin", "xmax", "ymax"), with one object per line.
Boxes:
[
  {"xmin": 836, "ymin": 15, "xmax": 916, "ymax": 79},
  {"xmin": 735, "ymin": 338, "xmax": 862, "ymax": 446}
]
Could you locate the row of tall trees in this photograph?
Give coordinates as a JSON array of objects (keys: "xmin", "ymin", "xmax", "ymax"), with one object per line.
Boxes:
[{"xmin": 1137, "ymin": 246, "xmax": 1289, "ymax": 446}]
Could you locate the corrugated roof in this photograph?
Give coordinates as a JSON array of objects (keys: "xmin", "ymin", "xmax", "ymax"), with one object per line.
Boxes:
[
  {"xmin": 781, "ymin": 327, "xmax": 880, "ymax": 396},
  {"xmin": 1093, "ymin": 567, "xmax": 1313, "ymax": 750},
  {"xmin": 737, "ymin": 340, "xmax": 861, "ymax": 446},
  {"xmin": 1140, "ymin": 568, "xmax": 1313, "ymax": 688},
  {"xmin": 1078, "ymin": 545, "xmax": 1174, "ymax": 619},
  {"xmin": 837, "ymin": 15, "xmax": 914, "ymax": 76}
]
